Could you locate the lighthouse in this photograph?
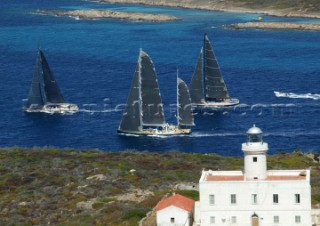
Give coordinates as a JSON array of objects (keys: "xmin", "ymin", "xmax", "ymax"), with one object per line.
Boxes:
[
  {"xmin": 196, "ymin": 124, "xmax": 312, "ymax": 226},
  {"xmin": 242, "ymin": 124, "xmax": 268, "ymax": 180}
]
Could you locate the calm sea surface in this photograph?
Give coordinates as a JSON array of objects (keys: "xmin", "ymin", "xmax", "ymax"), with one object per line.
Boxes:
[{"xmin": 1, "ymin": 0, "xmax": 320, "ymax": 155}]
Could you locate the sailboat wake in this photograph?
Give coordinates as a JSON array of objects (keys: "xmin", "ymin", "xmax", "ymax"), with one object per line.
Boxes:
[
  {"xmin": 190, "ymin": 132, "xmax": 242, "ymax": 137},
  {"xmin": 78, "ymin": 109, "xmax": 119, "ymax": 114},
  {"xmin": 274, "ymin": 91, "xmax": 320, "ymax": 100}
]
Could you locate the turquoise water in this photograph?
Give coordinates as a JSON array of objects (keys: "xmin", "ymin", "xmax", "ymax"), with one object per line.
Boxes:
[{"xmin": 0, "ymin": 0, "xmax": 320, "ymax": 155}]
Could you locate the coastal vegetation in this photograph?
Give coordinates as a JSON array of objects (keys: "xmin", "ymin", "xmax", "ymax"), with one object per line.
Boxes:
[{"xmin": 0, "ymin": 148, "xmax": 319, "ymax": 225}]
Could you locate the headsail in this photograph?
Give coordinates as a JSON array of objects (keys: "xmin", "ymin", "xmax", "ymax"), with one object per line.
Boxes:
[
  {"xmin": 203, "ymin": 34, "xmax": 230, "ymax": 100},
  {"xmin": 177, "ymin": 77, "xmax": 194, "ymax": 127},
  {"xmin": 118, "ymin": 63, "xmax": 141, "ymax": 132},
  {"xmin": 189, "ymin": 48, "xmax": 204, "ymax": 104},
  {"xmin": 39, "ymin": 50, "xmax": 65, "ymax": 103},
  {"xmin": 139, "ymin": 50, "xmax": 166, "ymax": 127},
  {"xmin": 25, "ymin": 51, "xmax": 44, "ymax": 109}
]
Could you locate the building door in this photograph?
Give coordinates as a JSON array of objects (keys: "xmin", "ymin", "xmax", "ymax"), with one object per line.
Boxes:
[{"xmin": 251, "ymin": 213, "xmax": 259, "ymax": 226}]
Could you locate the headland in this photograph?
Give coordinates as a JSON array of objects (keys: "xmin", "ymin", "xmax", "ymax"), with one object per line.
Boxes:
[
  {"xmin": 0, "ymin": 148, "xmax": 319, "ymax": 225},
  {"xmin": 37, "ymin": 9, "xmax": 180, "ymax": 22},
  {"xmin": 94, "ymin": 0, "xmax": 320, "ymax": 19},
  {"xmin": 229, "ymin": 22, "xmax": 320, "ymax": 31},
  {"xmin": 86, "ymin": 0, "xmax": 320, "ymax": 31}
]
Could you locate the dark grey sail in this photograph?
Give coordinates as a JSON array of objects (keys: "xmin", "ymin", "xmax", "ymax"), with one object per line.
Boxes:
[
  {"xmin": 203, "ymin": 34, "xmax": 230, "ymax": 100},
  {"xmin": 25, "ymin": 52, "xmax": 44, "ymax": 109},
  {"xmin": 189, "ymin": 48, "xmax": 204, "ymax": 104},
  {"xmin": 139, "ymin": 50, "xmax": 166, "ymax": 127},
  {"xmin": 118, "ymin": 63, "xmax": 141, "ymax": 132},
  {"xmin": 39, "ymin": 50, "xmax": 65, "ymax": 103},
  {"xmin": 177, "ymin": 77, "xmax": 194, "ymax": 127}
]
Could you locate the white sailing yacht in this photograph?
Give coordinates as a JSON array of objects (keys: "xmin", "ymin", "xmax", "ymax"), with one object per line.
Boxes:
[
  {"xmin": 118, "ymin": 49, "xmax": 194, "ymax": 136},
  {"xmin": 24, "ymin": 49, "xmax": 78, "ymax": 114},
  {"xmin": 189, "ymin": 34, "xmax": 239, "ymax": 108}
]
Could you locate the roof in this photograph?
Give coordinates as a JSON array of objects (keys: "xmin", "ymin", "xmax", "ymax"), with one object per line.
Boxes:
[
  {"xmin": 205, "ymin": 174, "xmax": 307, "ymax": 182},
  {"xmin": 156, "ymin": 194, "xmax": 195, "ymax": 212},
  {"xmin": 206, "ymin": 175, "xmax": 244, "ymax": 181},
  {"xmin": 247, "ymin": 124, "xmax": 262, "ymax": 135}
]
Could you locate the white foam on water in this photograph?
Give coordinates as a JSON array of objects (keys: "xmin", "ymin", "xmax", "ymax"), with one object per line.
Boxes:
[
  {"xmin": 78, "ymin": 109, "xmax": 117, "ymax": 113},
  {"xmin": 274, "ymin": 91, "xmax": 320, "ymax": 100},
  {"xmin": 190, "ymin": 132, "xmax": 242, "ymax": 138}
]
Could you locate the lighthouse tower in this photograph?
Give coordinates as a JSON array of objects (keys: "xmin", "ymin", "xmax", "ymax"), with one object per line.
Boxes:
[{"xmin": 242, "ymin": 124, "xmax": 268, "ymax": 180}]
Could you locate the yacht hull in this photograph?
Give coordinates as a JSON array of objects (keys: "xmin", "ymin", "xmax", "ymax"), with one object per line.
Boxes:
[
  {"xmin": 117, "ymin": 125, "xmax": 191, "ymax": 136},
  {"xmin": 192, "ymin": 98, "xmax": 240, "ymax": 108},
  {"xmin": 24, "ymin": 103, "xmax": 79, "ymax": 114}
]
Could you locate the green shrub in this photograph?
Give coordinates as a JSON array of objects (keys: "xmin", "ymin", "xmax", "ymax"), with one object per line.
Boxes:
[{"xmin": 122, "ymin": 208, "xmax": 149, "ymax": 220}]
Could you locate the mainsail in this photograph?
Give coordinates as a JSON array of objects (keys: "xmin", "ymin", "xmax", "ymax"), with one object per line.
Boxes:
[
  {"xmin": 118, "ymin": 63, "xmax": 141, "ymax": 132},
  {"xmin": 25, "ymin": 51, "xmax": 44, "ymax": 109},
  {"xmin": 118, "ymin": 49, "xmax": 193, "ymax": 135},
  {"xmin": 203, "ymin": 34, "xmax": 230, "ymax": 100},
  {"xmin": 189, "ymin": 48, "xmax": 204, "ymax": 104},
  {"xmin": 39, "ymin": 50, "xmax": 65, "ymax": 103},
  {"xmin": 139, "ymin": 50, "xmax": 166, "ymax": 127},
  {"xmin": 177, "ymin": 77, "xmax": 194, "ymax": 127}
]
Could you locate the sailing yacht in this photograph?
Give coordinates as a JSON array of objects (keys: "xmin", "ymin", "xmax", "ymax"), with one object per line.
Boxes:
[
  {"xmin": 24, "ymin": 49, "xmax": 78, "ymax": 114},
  {"xmin": 189, "ymin": 34, "xmax": 239, "ymax": 108},
  {"xmin": 118, "ymin": 49, "xmax": 194, "ymax": 136}
]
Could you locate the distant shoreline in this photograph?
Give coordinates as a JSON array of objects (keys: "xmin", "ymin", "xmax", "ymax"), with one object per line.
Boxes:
[
  {"xmin": 37, "ymin": 9, "xmax": 180, "ymax": 22},
  {"xmin": 88, "ymin": 0, "xmax": 320, "ymax": 31},
  {"xmin": 229, "ymin": 22, "xmax": 320, "ymax": 31},
  {"xmin": 94, "ymin": 0, "xmax": 320, "ymax": 19}
]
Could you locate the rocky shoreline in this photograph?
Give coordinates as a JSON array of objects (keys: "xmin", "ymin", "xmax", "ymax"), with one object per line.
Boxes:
[
  {"xmin": 84, "ymin": 0, "xmax": 320, "ymax": 31},
  {"xmin": 37, "ymin": 9, "xmax": 179, "ymax": 22},
  {"xmin": 229, "ymin": 22, "xmax": 320, "ymax": 31},
  {"xmin": 95, "ymin": 0, "xmax": 320, "ymax": 19}
]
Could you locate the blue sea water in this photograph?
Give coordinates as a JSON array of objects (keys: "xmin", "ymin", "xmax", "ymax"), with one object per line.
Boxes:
[{"xmin": 0, "ymin": 0, "xmax": 320, "ymax": 155}]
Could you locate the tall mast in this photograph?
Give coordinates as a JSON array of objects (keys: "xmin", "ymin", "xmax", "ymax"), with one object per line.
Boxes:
[
  {"xmin": 202, "ymin": 34, "xmax": 206, "ymax": 100},
  {"xmin": 176, "ymin": 69, "xmax": 179, "ymax": 126},
  {"xmin": 138, "ymin": 49, "xmax": 143, "ymax": 130}
]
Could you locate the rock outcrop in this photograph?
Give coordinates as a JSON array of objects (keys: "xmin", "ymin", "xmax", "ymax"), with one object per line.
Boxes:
[
  {"xmin": 37, "ymin": 9, "xmax": 179, "ymax": 22},
  {"xmin": 229, "ymin": 22, "xmax": 320, "ymax": 31},
  {"xmin": 96, "ymin": 0, "xmax": 320, "ymax": 19}
]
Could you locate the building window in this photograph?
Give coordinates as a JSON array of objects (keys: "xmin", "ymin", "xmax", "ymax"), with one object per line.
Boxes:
[
  {"xmin": 273, "ymin": 194, "xmax": 279, "ymax": 204},
  {"xmin": 253, "ymin": 157, "xmax": 257, "ymax": 162},
  {"xmin": 295, "ymin": 216, "xmax": 301, "ymax": 223},
  {"xmin": 252, "ymin": 194, "xmax": 257, "ymax": 204},
  {"xmin": 295, "ymin": 194, "xmax": 301, "ymax": 204},
  {"xmin": 274, "ymin": 216, "xmax": 279, "ymax": 224},
  {"xmin": 231, "ymin": 216, "xmax": 237, "ymax": 224},
  {"xmin": 210, "ymin": 216, "xmax": 215, "ymax": 224},
  {"xmin": 231, "ymin": 194, "xmax": 236, "ymax": 204},
  {"xmin": 170, "ymin": 217, "xmax": 175, "ymax": 223},
  {"xmin": 209, "ymin": 194, "xmax": 215, "ymax": 205}
]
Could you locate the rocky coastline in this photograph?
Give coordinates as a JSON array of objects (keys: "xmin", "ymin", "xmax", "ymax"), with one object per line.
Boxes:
[
  {"xmin": 83, "ymin": 0, "xmax": 320, "ymax": 31},
  {"xmin": 95, "ymin": 0, "xmax": 320, "ymax": 19},
  {"xmin": 37, "ymin": 9, "xmax": 180, "ymax": 22},
  {"xmin": 229, "ymin": 22, "xmax": 320, "ymax": 31},
  {"xmin": 0, "ymin": 148, "xmax": 320, "ymax": 225}
]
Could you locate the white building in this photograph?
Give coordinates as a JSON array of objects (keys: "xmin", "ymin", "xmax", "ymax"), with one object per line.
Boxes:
[
  {"xmin": 156, "ymin": 193, "xmax": 195, "ymax": 226},
  {"xmin": 195, "ymin": 125, "xmax": 312, "ymax": 226}
]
